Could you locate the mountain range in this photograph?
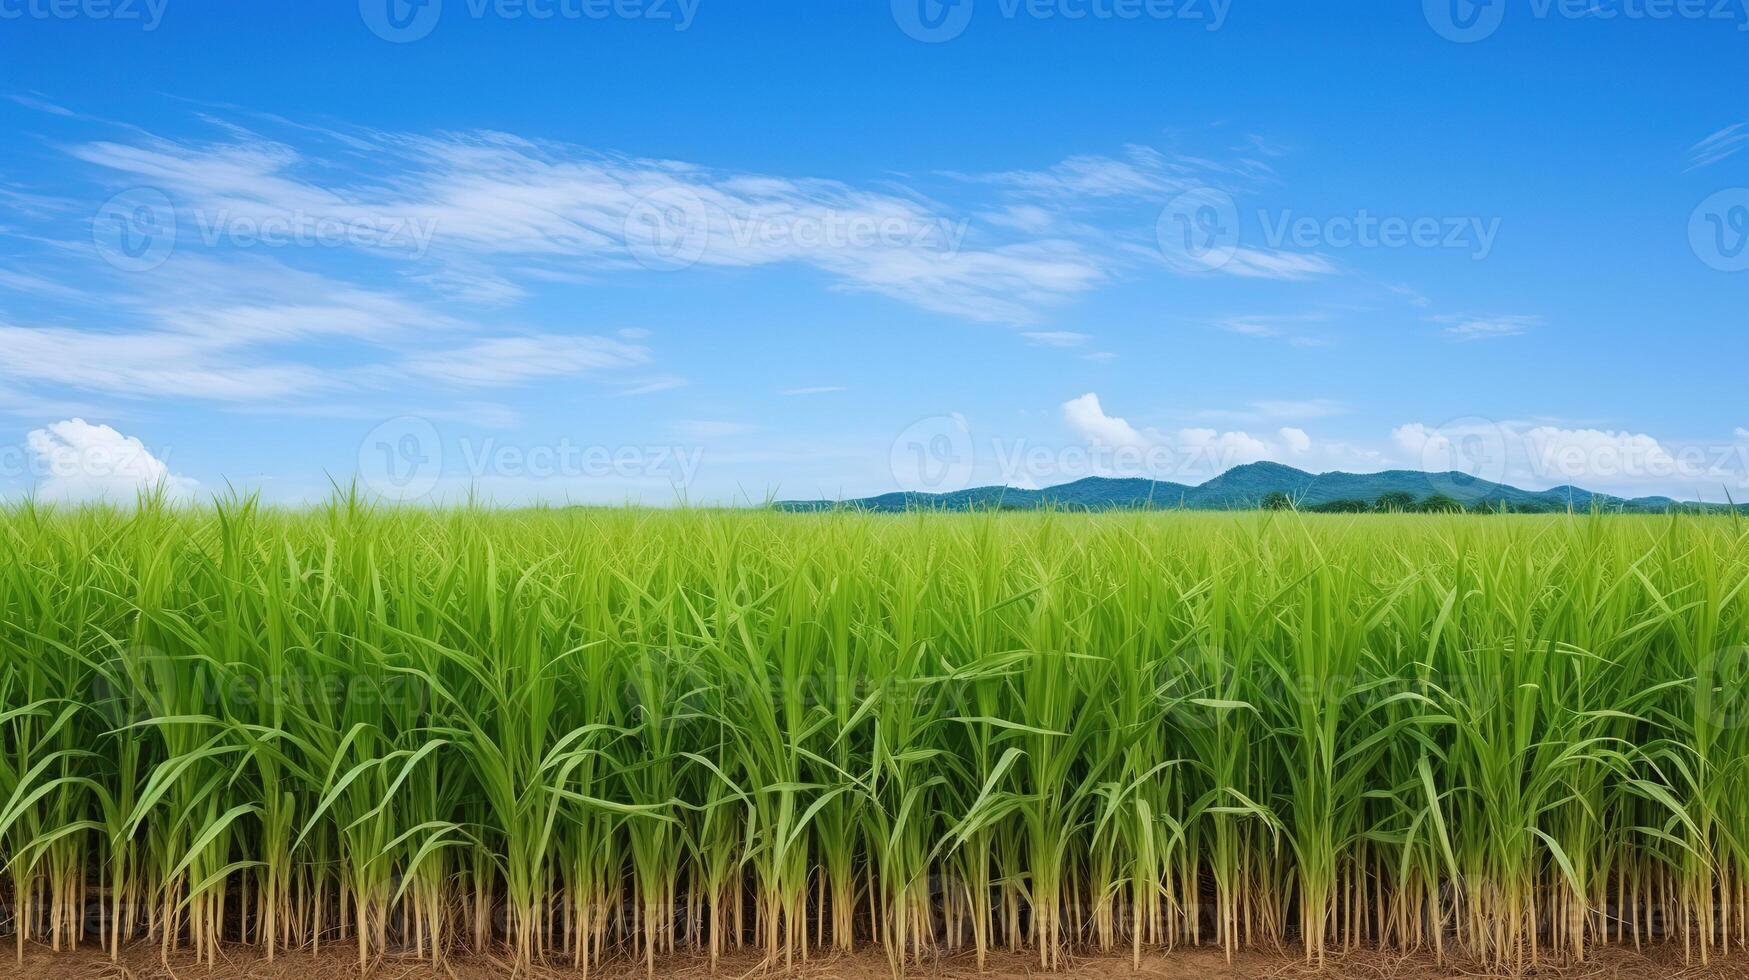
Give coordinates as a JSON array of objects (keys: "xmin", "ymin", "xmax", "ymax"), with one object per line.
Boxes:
[{"xmin": 776, "ymin": 462, "xmax": 1727, "ymax": 513}]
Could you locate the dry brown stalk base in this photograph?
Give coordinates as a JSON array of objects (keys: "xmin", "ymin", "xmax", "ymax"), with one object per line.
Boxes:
[{"xmin": 11, "ymin": 945, "xmax": 1749, "ymax": 980}]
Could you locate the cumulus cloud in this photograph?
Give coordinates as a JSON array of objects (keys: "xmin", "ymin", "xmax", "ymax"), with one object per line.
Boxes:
[
  {"xmin": 24, "ymin": 419, "xmax": 198, "ymax": 503},
  {"xmin": 1059, "ymin": 393, "xmax": 1301, "ymax": 481},
  {"xmin": 1522, "ymin": 426, "xmax": 1684, "ymax": 486},
  {"xmin": 1393, "ymin": 419, "xmax": 1744, "ymax": 495},
  {"xmin": 1175, "ymin": 427, "xmax": 1272, "ymax": 463},
  {"xmin": 1062, "ymin": 393, "xmax": 1151, "ymax": 448}
]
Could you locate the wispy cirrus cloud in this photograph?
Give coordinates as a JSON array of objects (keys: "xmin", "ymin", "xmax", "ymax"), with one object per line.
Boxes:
[
  {"xmin": 1213, "ymin": 313, "xmax": 1331, "ymax": 347},
  {"xmin": 963, "ymin": 146, "xmax": 1190, "ymax": 201},
  {"xmin": 400, "ymin": 334, "xmax": 651, "ymax": 387},
  {"xmin": 1687, "ymin": 123, "xmax": 1748, "ymax": 171},
  {"xmin": 1022, "ymin": 330, "xmax": 1091, "ymax": 347},
  {"xmin": 66, "ymin": 126, "xmax": 1113, "ymax": 323},
  {"xmin": 1435, "ymin": 313, "xmax": 1541, "ymax": 341},
  {"xmin": 1218, "ymin": 248, "xmax": 1337, "ymax": 280},
  {"xmin": 1197, "ymin": 398, "xmax": 1348, "ymax": 423},
  {"xmin": 0, "ymin": 250, "xmax": 661, "ymax": 408}
]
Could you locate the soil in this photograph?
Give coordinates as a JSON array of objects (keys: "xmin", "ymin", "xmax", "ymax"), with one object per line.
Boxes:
[{"xmin": 10, "ymin": 945, "xmax": 1749, "ymax": 980}]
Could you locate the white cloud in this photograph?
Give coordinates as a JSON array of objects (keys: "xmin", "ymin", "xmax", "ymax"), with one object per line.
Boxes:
[
  {"xmin": 1393, "ymin": 419, "xmax": 1744, "ymax": 495},
  {"xmin": 24, "ymin": 419, "xmax": 198, "ymax": 502},
  {"xmin": 980, "ymin": 204, "xmax": 1058, "ymax": 234},
  {"xmin": 782, "ymin": 386, "xmax": 846, "ymax": 396},
  {"xmin": 1435, "ymin": 313, "xmax": 1542, "ymax": 341},
  {"xmin": 71, "ymin": 128, "xmax": 1109, "ymax": 323},
  {"xmin": 1175, "ymin": 426, "xmax": 1272, "ymax": 463},
  {"xmin": 0, "ymin": 386, "xmax": 106, "ymax": 419},
  {"xmin": 1218, "ymin": 248, "xmax": 1337, "ymax": 281},
  {"xmin": 1060, "ymin": 393, "xmax": 1289, "ymax": 479},
  {"xmin": 0, "ymin": 257, "xmax": 460, "ymax": 404},
  {"xmin": 1199, "ymin": 399, "xmax": 1346, "ymax": 423},
  {"xmin": 5, "ymin": 94, "xmax": 77, "ymax": 117},
  {"xmin": 1022, "ymin": 331, "xmax": 1090, "ymax": 348},
  {"xmin": 966, "ymin": 147, "xmax": 1187, "ymax": 201},
  {"xmin": 1279, "ymin": 427, "xmax": 1312, "ymax": 454},
  {"xmin": 0, "ymin": 322, "xmax": 332, "ymax": 401},
  {"xmin": 1390, "ymin": 422, "xmax": 1440, "ymax": 460},
  {"xmin": 1215, "ymin": 314, "xmax": 1330, "ymax": 347},
  {"xmin": 612, "ymin": 375, "xmax": 689, "ymax": 396},
  {"xmin": 403, "ymin": 334, "xmax": 649, "ymax": 387},
  {"xmin": 1521, "ymin": 426, "xmax": 1683, "ymax": 487},
  {"xmin": 1062, "ymin": 392, "xmax": 1150, "ymax": 448},
  {"xmin": 1688, "ymin": 123, "xmax": 1748, "ymax": 171}
]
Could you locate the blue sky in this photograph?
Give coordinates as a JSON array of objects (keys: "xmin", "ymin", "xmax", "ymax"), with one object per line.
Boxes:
[{"xmin": 0, "ymin": 0, "xmax": 1746, "ymax": 504}]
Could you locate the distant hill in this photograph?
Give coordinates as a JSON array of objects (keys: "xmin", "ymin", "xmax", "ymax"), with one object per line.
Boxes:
[{"xmin": 776, "ymin": 462, "xmax": 1728, "ymax": 513}]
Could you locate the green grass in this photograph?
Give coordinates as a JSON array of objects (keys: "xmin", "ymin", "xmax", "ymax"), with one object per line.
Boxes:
[{"xmin": 2, "ymin": 495, "xmax": 1747, "ymax": 973}]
